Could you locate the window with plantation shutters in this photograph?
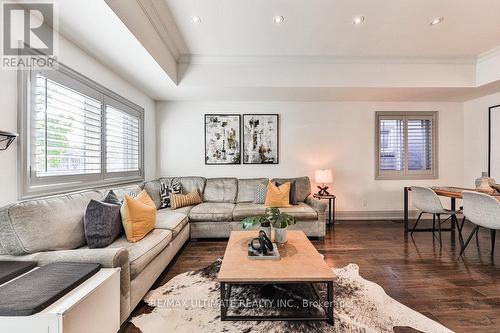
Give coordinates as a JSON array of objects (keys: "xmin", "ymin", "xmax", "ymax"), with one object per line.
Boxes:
[
  {"xmin": 33, "ymin": 74, "xmax": 102, "ymax": 177},
  {"xmin": 105, "ymin": 105, "xmax": 140, "ymax": 173},
  {"xmin": 375, "ymin": 112, "xmax": 438, "ymax": 180},
  {"xmin": 22, "ymin": 63, "xmax": 144, "ymax": 198}
]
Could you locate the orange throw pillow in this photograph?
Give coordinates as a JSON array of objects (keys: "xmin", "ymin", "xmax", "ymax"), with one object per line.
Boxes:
[
  {"xmin": 265, "ymin": 181, "xmax": 291, "ymax": 208},
  {"xmin": 170, "ymin": 190, "xmax": 202, "ymax": 209},
  {"xmin": 121, "ymin": 190, "xmax": 157, "ymax": 243}
]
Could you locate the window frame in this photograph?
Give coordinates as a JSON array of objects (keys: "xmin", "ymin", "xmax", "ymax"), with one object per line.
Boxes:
[
  {"xmin": 18, "ymin": 59, "xmax": 144, "ymax": 199},
  {"xmin": 375, "ymin": 111, "xmax": 438, "ymax": 180}
]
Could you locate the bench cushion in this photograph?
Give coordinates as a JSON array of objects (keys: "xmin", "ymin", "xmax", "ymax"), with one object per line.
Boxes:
[
  {"xmin": 106, "ymin": 229, "xmax": 172, "ymax": 279},
  {"xmin": 189, "ymin": 203, "xmax": 235, "ymax": 222},
  {"xmin": 0, "ymin": 261, "xmax": 36, "ymax": 285},
  {"xmin": 0, "ymin": 262, "xmax": 100, "ymax": 316}
]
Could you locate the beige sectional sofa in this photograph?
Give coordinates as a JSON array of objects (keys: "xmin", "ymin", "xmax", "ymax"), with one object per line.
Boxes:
[
  {"xmin": 0, "ymin": 176, "xmax": 326, "ymax": 324},
  {"xmin": 143, "ymin": 176, "xmax": 327, "ymax": 239}
]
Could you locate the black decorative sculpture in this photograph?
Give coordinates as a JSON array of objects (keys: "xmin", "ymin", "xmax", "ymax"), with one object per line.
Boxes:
[
  {"xmin": 250, "ymin": 230, "xmax": 273, "ymax": 255},
  {"xmin": 317, "ymin": 184, "xmax": 330, "ymax": 196}
]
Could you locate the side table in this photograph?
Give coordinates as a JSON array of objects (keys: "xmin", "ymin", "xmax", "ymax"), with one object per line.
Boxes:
[{"xmin": 313, "ymin": 194, "xmax": 336, "ymax": 226}]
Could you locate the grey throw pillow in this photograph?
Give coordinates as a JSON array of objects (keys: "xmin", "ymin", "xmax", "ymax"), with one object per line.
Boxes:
[
  {"xmin": 254, "ymin": 183, "xmax": 268, "ymax": 204},
  {"xmin": 275, "ymin": 180, "xmax": 298, "ymax": 205},
  {"xmin": 84, "ymin": 199, "xmax": 122, "ymax": 249},
  {"xmin": 103, "ymin": 190, "xmax": 121, "ymax": 206}
]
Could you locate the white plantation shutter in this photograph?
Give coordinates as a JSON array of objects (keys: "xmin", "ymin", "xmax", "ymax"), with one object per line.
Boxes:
[
  {"xmin": 105, "ymin": 105, "xmax": 140, "ymax": 173},
  {"xmin": 407, "ymin": 118, "xmax": 433, "ymax": 172},
  {"xmin": 379, "ymin": 118, "xmax": 404, "ymax": 171},
  {"xmin": 25, "ymin": 65, "xmax": 144, "ymax": 197},
  {"xmin": 34, "ymin": 74, "xmax": 102, "ymax": 176},
  {"xmin": 376, "ymin": 112, "xmax": 437, "ymax": 179}
]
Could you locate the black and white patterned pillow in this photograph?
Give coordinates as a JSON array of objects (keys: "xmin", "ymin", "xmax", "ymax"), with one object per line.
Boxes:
[
  {"xmin": 254, "ymin": 183, "xmax": 268, "ymax": 204},
  {"xmin": 160, "ymin": 178, "xmax": 181, "ymax": 209}
]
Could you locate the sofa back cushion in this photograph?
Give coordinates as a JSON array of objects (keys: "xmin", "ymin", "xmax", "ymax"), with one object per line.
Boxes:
[
  {"xmin": 0, "ymin": 190, "xmax": 103, "ymax": 255},
  {"xmin": 178, "ymin": 177, "xmax": 206, "ymax": 195},
  {"xmin": 271, "ymin": 177, "xmax": 311, "ymax": 202},
  {"xmin": 109, "ymin": 184, "xmax": 142, "ymax": 201},
  {"xmin": 237, "ymin": 178, "xmax": 268, "ymax": 203},
  {"xmin": 143, "ymin": 177, "xmax": 206, "ymax": 209},
  {"xmin": 143, "ymin": 179, "xmax": 161, "ymax": 209},
  {"xmin": 203, "ymin": 178, "xmax": 238, "ymax": 203}
]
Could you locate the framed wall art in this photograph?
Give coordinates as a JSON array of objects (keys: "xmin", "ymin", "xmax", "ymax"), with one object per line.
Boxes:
[
  {"xmin": 204, "ymin": 114, "xmax": 241, "ymax": 165},
  {"xmin": 243, "ymin": 114, "xmax": 279, "ymax": 164}
]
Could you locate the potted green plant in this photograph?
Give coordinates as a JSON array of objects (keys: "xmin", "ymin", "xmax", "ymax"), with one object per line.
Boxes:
[{"xmin": 241, "ymin": 208, "xmax": 296, "ymax": 243}]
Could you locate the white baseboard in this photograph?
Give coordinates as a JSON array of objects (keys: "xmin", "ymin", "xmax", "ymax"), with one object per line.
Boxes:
[{"xmin": 335, "ymin": 210, "xmax": 463, "ymax": 221}]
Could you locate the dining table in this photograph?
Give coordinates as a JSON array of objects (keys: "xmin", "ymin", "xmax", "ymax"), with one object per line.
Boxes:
[{"xmin": 403, "ymin": 186, "xmax": 500, "ymax": 233}]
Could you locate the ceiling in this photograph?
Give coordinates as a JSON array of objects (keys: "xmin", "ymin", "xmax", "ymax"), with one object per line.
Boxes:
[
  {"xmin": 165, "ymin": 0, "xmax": 500, "ymax": 58},
  {"xmin": 52, "ymin": 0, "xmax": 500, "ymax": 102}
]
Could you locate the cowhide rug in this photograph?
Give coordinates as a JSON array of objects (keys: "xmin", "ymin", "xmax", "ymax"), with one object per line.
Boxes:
[{"xmin": 130, "ymin": 260, "xmax": 454, "ymax": 333}]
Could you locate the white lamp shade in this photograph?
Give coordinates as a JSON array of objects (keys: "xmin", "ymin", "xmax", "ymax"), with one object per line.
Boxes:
[{"xmin": 315, "ymin": 169, "xmax": 333, "ymax": 184}]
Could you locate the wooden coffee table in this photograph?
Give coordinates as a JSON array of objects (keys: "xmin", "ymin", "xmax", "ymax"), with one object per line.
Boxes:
[{"xmin": 218, "ymin": 230, "xmax": 335, "ymax": 325}]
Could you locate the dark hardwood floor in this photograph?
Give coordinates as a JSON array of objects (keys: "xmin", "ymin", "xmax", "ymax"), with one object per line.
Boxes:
[{"xmin": 122, "ymin": 220, "xmax": 500, "ymax": 333}]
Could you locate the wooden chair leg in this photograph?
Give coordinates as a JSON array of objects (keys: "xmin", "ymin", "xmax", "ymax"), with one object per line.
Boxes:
[
  {"xmin": 460, "ymin": 226, "xmax": 480, "ymax": 255},
  {"xmin": 410, "ymin": 212, "xmax": 424, "ymax": 235},
  {"xmin": 491, "ymin": 229, "xmax": 496, "ymax": 256},
  {"xmin": 432, "ymin": 214, "xmax": 436, "ymax": 233}
]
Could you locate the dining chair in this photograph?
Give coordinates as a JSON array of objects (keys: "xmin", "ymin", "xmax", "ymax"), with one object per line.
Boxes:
[
  {"xmin": 460, "ymin": 191, "xmax": 500, "ymax": 256},
  {"xmin": 410, "ymin": 186, "xmax": 460, "ymax": 245}
]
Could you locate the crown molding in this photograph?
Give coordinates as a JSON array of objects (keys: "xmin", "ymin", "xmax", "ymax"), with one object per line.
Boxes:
[
  {"xmin": 178, "ymin": 54, "xmax": 476, "ymax": 65},
  {"xmin": 135, "ymin": 0, "xmax": 187, "ymax": 60},
  {"xmin": 477, "ymin": 45, "xmax": 500, "ymax": 63}
]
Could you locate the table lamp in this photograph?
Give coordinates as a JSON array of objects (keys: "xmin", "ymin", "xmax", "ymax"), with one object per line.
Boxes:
[{"xmin": 315, "ymin": 169, "xmax": 333, "ymax": 196}]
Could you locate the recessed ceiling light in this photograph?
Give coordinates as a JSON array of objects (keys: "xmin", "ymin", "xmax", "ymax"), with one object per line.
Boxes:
[
  {"xmin": 353, "ymin": 16, "xmax": 365, "ymax": 25},
  {"xmin": 429, "ymin": 17, "xmax": 444, "ymax": 26},
  {"xmin": 273, "ymin": 16, "xmax": 285, "ymax": 24},
  {"xmin": 192, "ymin": 16, "xmax": 201, "ymax": 24}
]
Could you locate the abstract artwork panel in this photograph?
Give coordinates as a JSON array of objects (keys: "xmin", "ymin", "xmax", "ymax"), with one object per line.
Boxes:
[
  {"xmin": 205, "ymin": 114, "xmax": 241, "ymax": 164},
  {"xmin": 243, "ymin": 114, "xmax": 279, "ymax": 164}
]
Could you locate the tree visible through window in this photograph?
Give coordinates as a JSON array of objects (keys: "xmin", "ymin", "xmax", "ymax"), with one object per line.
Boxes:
[{"xmin": 376, "ymin": 112, "xmax": 437, "ymax": 179}]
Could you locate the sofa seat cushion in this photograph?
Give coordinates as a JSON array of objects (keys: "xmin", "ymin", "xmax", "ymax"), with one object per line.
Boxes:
[
  {"xmin": 167, "ymin": 205, "xmax": 195, "ymax": 215},
  {"xmin": 279, "ymin": 202, "xmax": 318, "ymax": 220},
  {"xmin": 106, "ymin": 229, "xmax": 172, "ymax": 279},
  {"xmin": 232, "ymin": 203, "xmax": 267, "ymax": 221},
  {"xmin": 156, "ymin": 210, "xmax": 189, "ymax": 238},
  {"xmin": 189, "ymin": 203, "xmax": 235, "ymax": 222}
]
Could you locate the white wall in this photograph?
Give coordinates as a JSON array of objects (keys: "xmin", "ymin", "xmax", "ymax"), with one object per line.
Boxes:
[
  {"xmin": 157, "ymin": 101, "xmax": 464, "ymax": 214},
  {"xmin": 463, "ymin": 91, "xmax": 500, "ymax": 186},
  {"xmin": 0, "ymin": 34, "xmax": 157, "ymax": 207}
]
